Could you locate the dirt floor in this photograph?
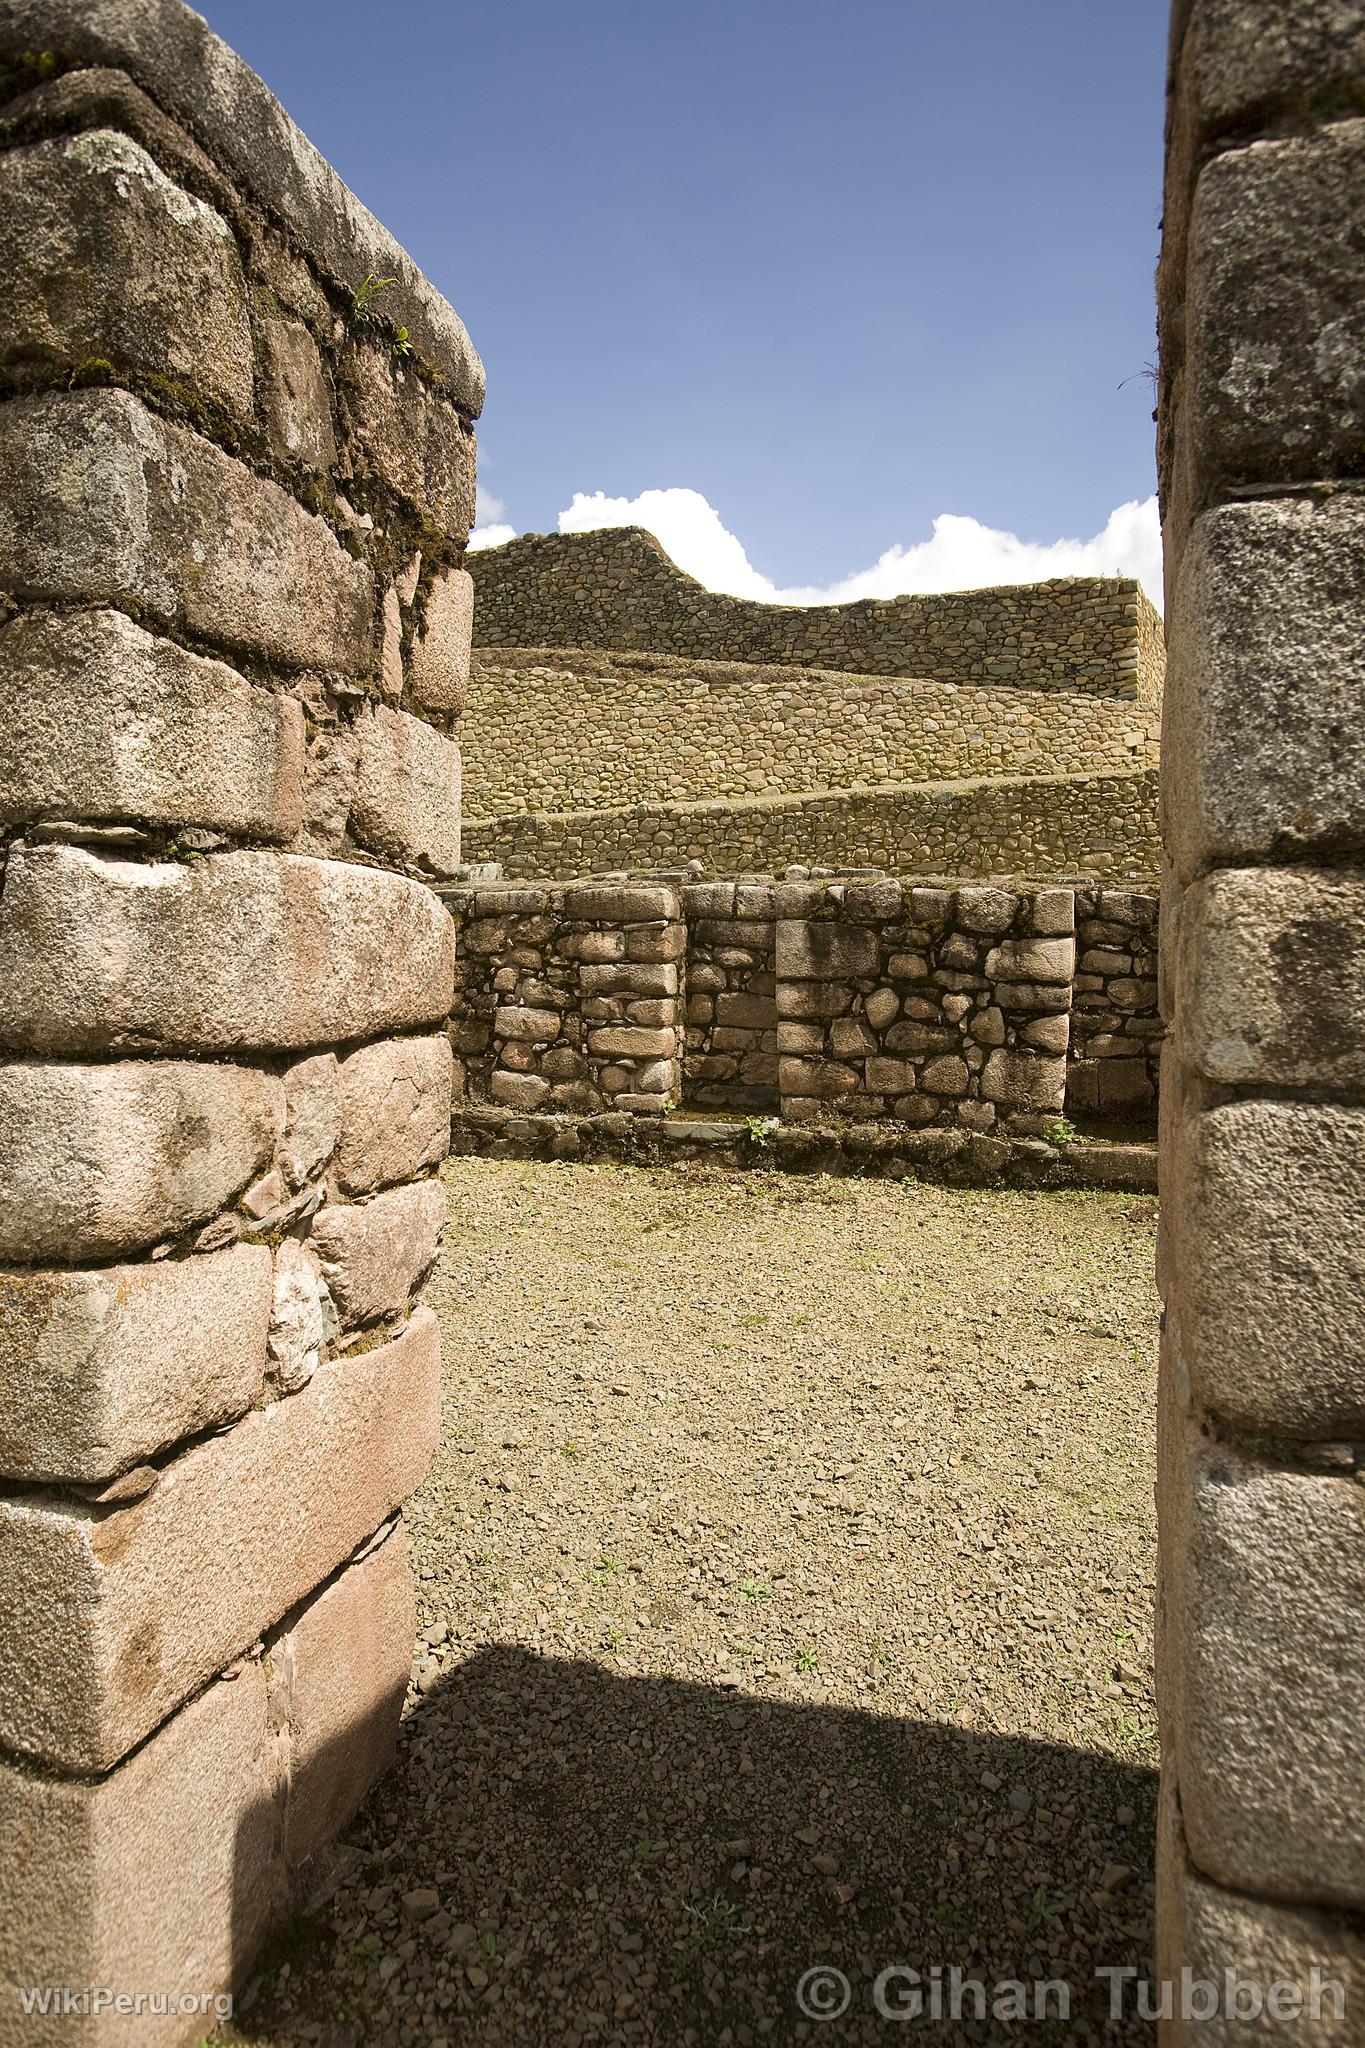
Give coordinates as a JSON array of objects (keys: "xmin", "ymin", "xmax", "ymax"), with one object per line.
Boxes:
[{"xmin": 234, "ymin": 1156, "xmax": 1161, "ymax": 2047}]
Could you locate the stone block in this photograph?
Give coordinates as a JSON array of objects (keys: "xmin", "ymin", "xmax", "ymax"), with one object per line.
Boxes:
[
  {"xmin": 564, "ymin": 882, "xmax": 678, "ymax": 924},
  {"xmin": 587, "ymin": 1026, "xmax": 677, "ymax": 1059},
  {"xmin": 407, "ymin": 568, "xmax": 474, "ymax": 715},
  {"xmin": 1176, "ymin": 0, "xmax": 1365, "ymax": 137},
  {"xmin": 0, "ymin": 1057, "xmax": 282, "ymax": 1263},
  {"xmin": 921, "ymin": 1055, "xmax": 969, "ymax": 1096},
  {"xmin": 1159, "ymin": 1404, "xmax": 1364, "ymax": 1908},
  {"xmin": 267, "ymin": 1236, "xmax": 330, "ymax": 1392},
  {"xmin": 1156, "ymin": 1777, "xmax": 1365, "ymax": 2048},
  {"xmin": 340, "ymin": 343, "xmax": 476, "ymax": 534},
  {"xmin": 493, "ymin": 1005, "xmax": 560, "ymax": 1044},
  {"xmin": 0, "ymin": 1307, "xmax": 440, "ymax": 1772},
  {"xmin": 260, "ymin": 314, "xmax": 337, "ymax": 472},
  {"xmin": 1163, "ymin": 496, "xmax": 1365, "ymax": 879},
  {"xmin": 578, "ymin": 963, "xmax": 678, "ymax": 997},
  {"xmin": 777, "ymin": 1057, "xmax": 860, "ymax": 1099},
  {"xmin": 277, "ymin": 1523, "xmax": 414, "ymax": 1868},
  {"xmin": 866, "ymin": 1057, "xmax": 915, "ymax": 1095},
  {"xmin": 625, "ymin": 922, "xmax": 686, "ymax": 963},
  {"xmin": 0, "ymin": 1242, "xmax": 271, "ymax": 1483},
  {"xmin": 0, "ymin": 1659, "xmax": 281, "ymax": 2048},
  {"xmin": 716, "ymin": 992, "xmax": 777, "ymax": 1032},
  {"xmin": 775, "ymin": 920, "xmax": 879, "ymax": 980},
  {"xmin": 953, "ymin": 887, "xmax": 1017, "ymax": 934},
  {"xmin": 830, "ymin": 1016, "xmax": 876, "ymax": 1058},
  {"xmin": 0, "ymin": 390, "xmax": 373, "ymax": 674},
  {"xmin": 0, "ymin": 128, "xmax": 253, "ymax": 417},
  {"xmin": 1166, "ymin": 1093, "xmax": 1365, "ymax": 1439},
  {"xmin": 309, "ymin": 1181, "xmax": 446, "ymax": 1328},
  {"xmin": 776, "ymin": 1021, "xmax": 823, "ymax": 1054},
  {"xmin": 983, "ymin": 936, "xmax": 1075, "ymax": 984},
  {"xmin": 490, "ymin": 1071, "xmax": 550, "ymax": 1110},
  {"xmin": 980, "ymin": 1048, "xmax": 1066, "ymax": 1111},
  {"xmin": 1174, "ymin": 867, "xmax": 1365, "ymax": 1090},
  {"xmin": 774, "ymin": 981, "xmax": 854, "ymax": 1020},
  {"xmin": 280, "ymin": 1053, "xmax": 340, "ymax": 1189},
  {"xmin": 863, "ymin": 988, "xmax": 900, "ymax": 1032},
  {"xmin": 350, "ymin": 706, "xmax": 461, "ymax": 877},
  {"xmin": 1022, "ymin": 888, "xmax": 1074, "ymax": 937},
  {"xmin": 0, "ymin": 845, "xmax": 456, "ymax": 1055},
  {"xmin": 1186, "ymin": 123, "xmax": 1365, "ymax": 505},
  {"xmin": 0, "ymin": 609, "xmax": 305, "ymax": 839},
  {"xmin": 1019, "ymin": 1013, "xmax": 1069, "ymax": 1054},
  {"xmin": 334, "ymin": 1035, "xmax": 452, "ymax": 1196}
]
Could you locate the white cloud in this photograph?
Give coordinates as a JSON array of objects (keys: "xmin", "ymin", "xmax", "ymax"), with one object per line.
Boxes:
[
  {"xmin": 557, "ymin": 486, "xmax": 1164, "ymax": 610},
  {"xmin": 476, "ymin": 486, "xmax": 506, "ymax": 523},
  {"xmin": 468, "ymin": 520, "xmax": 517, "ymax": 552}
]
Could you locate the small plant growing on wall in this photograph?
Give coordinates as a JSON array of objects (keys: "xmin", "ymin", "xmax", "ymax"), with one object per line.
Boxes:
[
  {"xmin": 351, "ymin": 274, "xmax": 412, "ymax": 356},
  {"xmin": 745, "ymin": 1115, "xmax": 779, "ymax": 1148},
  {"xmin": 1042, "ymin": 1116, "xmax": 1079, "ymax": 1148}
]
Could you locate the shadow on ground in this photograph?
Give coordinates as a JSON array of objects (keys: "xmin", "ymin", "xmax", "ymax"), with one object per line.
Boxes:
[{"xmin": 237, "ymin": 1645, "xmax": 1157, "ymax": 2048}]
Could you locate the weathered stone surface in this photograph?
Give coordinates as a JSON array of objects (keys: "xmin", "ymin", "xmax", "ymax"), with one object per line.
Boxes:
[
  {"xmin": 309, "ymin": 1181, "xmax": 446, "ymax": 1327},
  {"xmin": 980, "ymin": 1048, "xmax": 1066, "ymax": 1110},
  {"xmin": 0, "ymin": 1307, "xmax": 440, "ymax": 1771},
  {"xmin": 0, "ymin": 128, "xmax": 253, "ymax": 416},
  {"xmin": 0, "ymin": 609, "xmax": 305, "ymax": 838},
  {"xmin": 340, "ymin": 343, "xmax": 476, "ymax": 533},
  {"xmin": 1159, "ymin": 1402, "xmax": 1364, "ymax": 1909},
  {"xmin": 983, "ymin": 936, "xmax": 1075, "ymax": 984},
  {"xmin": 562, "ymin": 882, "xmax": 679, "ymax": 924},
  {"xmin": 0, "ymin": 1659, "xmax": 282, "ymax": 2048},
  {"xmin": 1176, "ymin": 0, "xmax": 1365, "ymax": 136},
  {"xmin": 1174, "ymin": 868, "xmax": 1365, "ymax": 1090},
  {"xmin": 267, "ymin": 1236, "xmax": 329, "ymax": 1392},
  {"xmin": 260, "ymin": 313, "xmax": 337, "ymax": 472},
  {"xmin": 588, "ymin": 1026, "xmax": 677, "ymax": 1059},
  {"xmin": 280, "ymin": 1053, "xmax": 340, "ymax": 1188},
  {"xmin": 0, "ymin": 390, "xmax": 373, "ymax": 673},
  {"xmin": 0, "ymin": 0, "xmax": 485, "ymax": 410},
  {"xmin": 1156, "ymin": 1777, "xmax": 1365, "ymax": 2048},
  {"xmin": 0, "ymin": 845, "xmax": 456, "ymax": 1054},
  {"xmin": 408, "ymin": 567, "xmax": 474, "ymax": 714},
  {"xmin": 489, "ymin": 1071, "xmax": 550, "ymax": 1110},
  {"xmin": 277, "ymin": 1521, "xmax": 414, "ymax": 1867},
  {"xmin": 0, "ymin": 1242, "xmax": 271, "ymax": 1482},
  {"xmin": 1163, "ymin": 496, "xmax": 1365, "ymax": 877},
  {"xmin": 1166, "ymin": 1091, "xmax": 1365, "ymax": 1439},
  {"xmin": 493, "ymin": 1006, "xmax": 560, "ymax": 1044},
  {"xmin": 1186, "ymin": 123, "xmax": 1365, "ymax": 505},
  {"xmin": 334, "ymin": 1035, "xmax": 453, "ymax": 1195},
  {"xmin": 775, "ymin": 921, "xmax": 879, "ymax": 980},
  {"xmin": 0, "ymin": 1058, "xmax": 282, "ymax": 1263},
  {"xmin": 350, "ymin": 706, "xmax": 462, "ymax": 877}
]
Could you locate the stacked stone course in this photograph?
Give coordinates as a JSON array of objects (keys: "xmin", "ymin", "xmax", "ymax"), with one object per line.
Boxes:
[
  {"xmin": 469, "ymin": 528, "xmax": 1165, "ymax": 700},
  {"xmin": 0, "ymin": 2, "xmax": 479, "ymax": 2036},
  {"xmin": 1155, "ymin": 0, "xmax": 1365, "ymax": 2020},
  {"xmin": 463, "ymin": 764, "xmax": 1161, "ymax": 884},
  {"xmin": 448, "ymin": 877, "xmax": 1161, "ymax": 1132},
  {"xmin": 448, "ymin": 882, "xmax": 686, "ymax": 1117},
  {"xmin": 1066, "ymin": 888, "xmax": 1161, "ymax": 1118},
  {"xmin": 681, "ymin": 880, "xmax": 780, "ymax": 1110},
  {"xmin": 461, "ymin": 647, "xmax": 1161, "ymax": 818},
  {"xmin": 775, "ymin": 881, "xmax": 1072, "ymax": 1134}
]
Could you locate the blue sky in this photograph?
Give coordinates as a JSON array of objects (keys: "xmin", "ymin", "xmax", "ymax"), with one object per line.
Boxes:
[{"xmin": 199, "ymin": 0, "xmax": 1168, "ymax": 602}]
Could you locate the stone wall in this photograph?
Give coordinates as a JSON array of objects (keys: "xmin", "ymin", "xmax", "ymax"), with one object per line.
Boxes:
[
  {"xmin": 448, "ymin": 877, "xmax": 1162, "ymax": 1132},
  {"xmin": 681, "ymin": 880, "xmax": 780, "ymax": 1110},
  {"xmin": 0, "ymin": 3, "xmax": 478, "ymax": 2036},
  {"xmin": 447, "ymin": 882, "xmax": 685, "ymax": 1117},
  {"xmin": 462, "ymin": 765, "xmax": 1160, "ymax": 883},
  {"xmin": 1155, "ymin": 0, "xmax": 1365, "ymax": 2023},
  {"xmin": 469, "ymin": 528, "xmax": 1165, "ymax": 701},
  {"xmin": 1067, "ymin": 888, "xmax": 1162, "ymax": 1119},
  {"xmin": 462, "ymin": 647, "xmax": 1160, "ymax": 819}
]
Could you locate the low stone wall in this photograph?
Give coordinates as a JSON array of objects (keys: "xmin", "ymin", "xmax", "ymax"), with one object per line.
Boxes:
[
  {"xmin": 681, "ymin": 879, "xmax": 779, "ymax": 1109},
  {"xmin": 776, "ymin": 879, "xmax": 1072, "ymax": 1134},
  {"xmin": 469, "ymin": 529, "xmax": 1165, "ymax": 702},
  {"xmin": 1068, "ymin": 888, "xmax": 1162, "ymax": 1117},
  {"xmin": 447, "ymin": 881, "xmax": 685, "ymax": 1116},
  {"xmin": 447, "ymin": 876, "xmax": 1163, "ymax": 1132},
  {"xmin": 449, "ymin": 1101, "xmax": 1158, "ymax": 1193},
  {"xmin": 0, "ymin": 2, "xmax": 477, "ymax": 2031},
  {"xmin": 462, "ymin": 765, "xmax": 1161, "ymax": 883},
  {"xmin": 462, "ymin": 647, "xmax": 1160, "ymax": 819}
]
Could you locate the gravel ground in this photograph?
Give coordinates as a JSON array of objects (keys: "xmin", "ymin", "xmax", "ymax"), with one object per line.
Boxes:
[{"xmin": 233, "ymin": 1157, "xmax": 1160, "ymax": 2048}]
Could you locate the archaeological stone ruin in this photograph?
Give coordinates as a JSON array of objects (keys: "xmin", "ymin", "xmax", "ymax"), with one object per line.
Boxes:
[
  {"xmin": 0, "ymin": 0, "xmax": 1360, "ymax": 2036},
  {"xmin": 0, "ymin": 1, "xmax": 473, "ymax": 2037}
]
